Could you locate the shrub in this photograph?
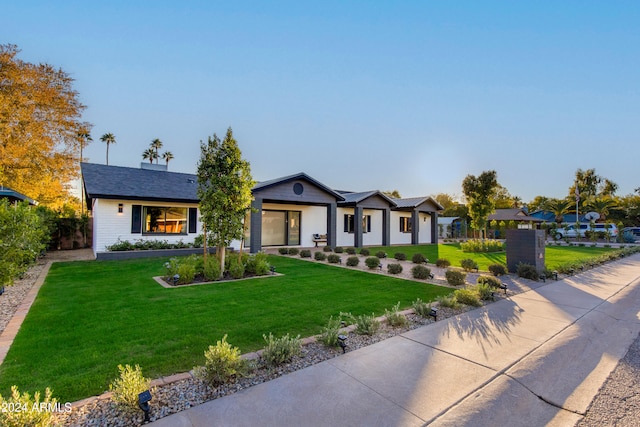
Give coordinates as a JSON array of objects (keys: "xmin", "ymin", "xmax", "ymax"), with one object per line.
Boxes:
[
  {"xmin": 460, "ymin": 258, "xmax": 479, "ymax": 272},
  {"xmin": 412, "ymin": 298, "xmax": 432, "ymax": 318},
  {"xmin": 375, "ymin": 251, "xmax": 387, "ymax": 259},
  {"xmin": 488, "ymin": 264, "xmax": 507, "ymax": 276},
  {"xmin": 176, "ymin": 258, "xmax": 196, "ymax": 284},
  {"xmin": 454, "ymin": 288, "xmax": 482, "ymax": 307},
  {"xmin": 245, "ymin": 252, "xmax": 269, "ymax": 274},
  {"xmin": 345, "ymin": 247, "xmax": 356, "ymax": 254},
  {"xmin": 412, "ymin": 253, "xmax": 427, "ymax": 264},
  {"xmin": 460, "ymin": 239, "xmax": 505, "ymax": 253},
  {"xmin": 384, "ymin": 302, "xmax": 409, "ymax": 327},
  {"xmin": 475, "ymin": 283, "xmax": 494, "ymax": 301},
  {"xmin": 445, "ymin": 269, "xmax": 466, "ymax": 286},
  {"xmin": 334, "ymin": 246, "xmax": 344, "ymax": 253},
  {"xmin": 278, "ymin": 248, "xmax": 289, "ymax": 255},
  {"xmin": 323, "ymin": 245, "xmax": 332, "ymax": 252},
  {"xmin": 359, "ymin": 248, "xmax": 370, "ymax": 256},
  {"xmin": 299, "ymin": 249, "xmax": 312, "ymax": 258},
  {"xmin": 517, "ymin": 263, "xmax": 539, "ymax": 281},
  {"xmin": 327, "ymin": 254, "xmax": 341, "ymax": 264},
  {"xmin": 0, "ymin": 385, "xmax": 58, "ymax": 427},
  {"xmin": 194, "ymin": 335, "xmax": 247, "ymax": 386},
  {"xmin": 394, "ymin": 252, "xmax": 407, "ymax": 261},
  {"xmin": 203, "ymin": 256, "xmax": 222, "ymax": 281},
  {"xmin": 477, "ymin": 275, "xmax": 502, "ymax": 288},
  {"xmin": 411, "ymin": 265, "xmax": 432, "ymax": 280},
  {"xmin": 346, "ymin": 256, "xmax": 360, "ymax": 267},
  {"xmin": 229, "ymin": 261, "xmax": 245, "ymax": 279},
  {"xmin": 341, "ymin": 312, "xmax": 381, "ymax": 336},
  {"xmin": 318, "ymin": 316, "xmax": 342, "ymax": 347},
  {"xmin": 254, "ymin": 260, "xmax": 271, "ymax": 276},
  {"xmin": 109, "ymin": 364, "xmax": 151, "ymax": 411},
  {"xmin": 365, "ymin": 256, "xmax": 381, "ymax": 269},
  {"xmin": 387, "ymin": 263, "xmax": 403, "ymax": 274},
  {"xmin": 261, "ymin": 333, "xmax": 302, "ymax": 367},
  {"xmin": 314, "ymin": 251, "xmax": 327, "ymax": 261},
  {"xmin": 288, "ymin": 248, "xmax": 299, "ymax": 255},
  {"xmin": 436, "ymin": 258, "xmax": 451, "ymax": 268},
  {"xmin": 436, "ymin": 294, "xmax": 460, "ymax": 309}
]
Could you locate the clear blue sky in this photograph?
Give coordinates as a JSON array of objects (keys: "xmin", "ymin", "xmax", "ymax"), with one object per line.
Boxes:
[{"xmin": 4, "ymin": 1, "xmax": 639, "ymax": 202}]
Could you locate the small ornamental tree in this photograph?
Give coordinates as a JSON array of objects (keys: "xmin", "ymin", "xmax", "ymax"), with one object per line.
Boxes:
[
  {"xmin": 197, "ymin": 128, "xmax": 255, "ymax": 278},
  {"xmin": 462, "ymin": 170, "xmax": 498, "ymax": 239}
]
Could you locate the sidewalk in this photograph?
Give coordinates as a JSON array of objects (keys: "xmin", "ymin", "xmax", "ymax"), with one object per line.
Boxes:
[{"xmin": 150, "ymin": 254, "xmax": 640, "ymax": 427}]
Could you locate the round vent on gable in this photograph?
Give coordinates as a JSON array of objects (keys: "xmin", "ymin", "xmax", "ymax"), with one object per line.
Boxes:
[{"xmin": 293, "ymin": 183, "xmax": 304, "ymax": 195}]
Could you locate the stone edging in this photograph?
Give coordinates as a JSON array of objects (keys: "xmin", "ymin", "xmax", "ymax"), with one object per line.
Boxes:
[{"xmin": 151, "ymin": 272, "xmax": 283, "ymax": 289}]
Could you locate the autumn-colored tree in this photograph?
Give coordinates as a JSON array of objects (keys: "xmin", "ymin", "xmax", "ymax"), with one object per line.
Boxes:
[{"xmin": 0, "ymin": 44, "xmax": 90, "ymax": 208}]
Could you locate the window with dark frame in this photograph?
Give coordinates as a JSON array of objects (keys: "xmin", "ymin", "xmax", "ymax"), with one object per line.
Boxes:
[
  {"xmin": 142, "ymin": 206, "xmax": 188, "ymax": 235},
  {"xmin": 400, "ymin": 217, "xmax": 412, "ymax": 233},
  {"xmin": 344, "ymin": 214, "xmax": 371, "ymax": 233}
]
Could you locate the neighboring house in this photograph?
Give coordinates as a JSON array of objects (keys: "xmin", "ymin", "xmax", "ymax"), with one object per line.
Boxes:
[
  {"xmin": 488, "ymin": 208, "xmax": 545, "ymax": 227},
  {"xmin": 438, "ymin": 217, "xmax": 459, "ymax": 238},
  {"xmin": 0, "ymin": 187, "xmax": 38, "ymax": 206},
  {"xmin": 529, "ymin": 210, "xmax": 586, "ymax": 224},
  {"xmin": 82, "ymin": 163, "xmax": 443, "ymax": 257}
]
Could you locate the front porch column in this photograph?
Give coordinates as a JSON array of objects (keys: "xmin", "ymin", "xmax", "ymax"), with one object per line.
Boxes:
[
  {"xmin": 250, "ymin": 198, "xmax": 263, "ymax": 253},
  {"xmin": 382, "ymin": 208, "xmax": 390, "ymax": 246},
  {"xmin": 431, "ymin": 211, "xmax": 439, "ymax": 243},
  {"xmin": 411, "ymin": 209, "xmax": 420, "ymax": 245},
  {"xmin": 353, "ymin": 206, "xmax": 363, "ymax": 248},
  {"xmin": 326, "ymin": 203, "xmax": 337, "ymax": 249}
]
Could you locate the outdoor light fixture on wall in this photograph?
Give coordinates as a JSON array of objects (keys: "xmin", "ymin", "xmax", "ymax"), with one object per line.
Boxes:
[{"xmin": 118, "ymin": 203, "xmax": 123, "ymax": 213}]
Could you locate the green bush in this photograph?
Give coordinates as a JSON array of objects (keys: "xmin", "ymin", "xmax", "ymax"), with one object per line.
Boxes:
[
  {"xmin": 167, "ymin": 255, "xmax": 197, "ymax": 284},
  {"xmin": 375, "ymin": 251, "xmax": 387, "ymax": 259},
  {"xmin": 477, "ymin": 275, "xmax": 502, "ymax": 288},
  {"xmin": 460, "ymin": 239, "xmax": 505, "ymax": 253},
  {"xmin": 460, "ymin": 258, "xmax": 479, "ymax": 272},
  {"xmin": 436, "ymin": 258, "xmax": 451, "ymax": 268},
  {"xmin": 109, "ymin": 364, "xmax": 151, "ymax": 411},
  {"xmin": 278, "ymin": 247, "xmax": 289, "ymax": 255},
  {"xmin": 299, "ymin": 249, "xmax": 312, "ymax": 258},
  {"xmin": 334, "ymin": 246, "xmax": 344, "ymax": 253},
  {"xmin": 387, "ymin": 263, "xmax": 403, "ymax": 274},
  {"xmin": 365, "ymin": 256, "xmax": 381, "ymax": 269},
  {"xmin": 323, "ymin": 245, "xmax": 332, "ymax": 252},
  {"xmin": 411, "ymin": 265, "xmax": 432, "ymax": 280},
  {"xmin": 203, "ymin": 256, "xmax": 222, "ymax": 281},
  {"xmin": 261, "ymin": 333, "xmax": 302, "ymax": 367},
  {"xmin": 314, "ymin": 251, "xmax": 327, "ymax": 261},
  {"xmin": 517, "ymin": 263, "xmax": 539, "ymax": 281},
  {"xmin": 346, "ymin": 256, "xmax": 360, "ymax": 267},
  {"xmin": 445, "ymin": 269, "xmax": 466, "ymax": 286},
  {"xmin": 412, "ymin": 298, "xmax": 433, "ymax": 318},
  {"xmin": 254, "ymin": 260, "xmax": 271, "ymax": 276},
  {"xmin": 288, "ymin": 248, "xmax": 299, "ymax": 255},
  {"xmin": 437, "ymin": 294, "xmax": 460, "ymax": 309},
  {"xmin": 318, "ymin": 316, "xmax": 342, "ymax": 347},
  {"xmin": 394, "ymin": 252, "xmax": 407, "ymax": 261},
  {"xmin": 454, "ymin": 288, "xmax": 482, "ymax": 307},
  {"xmin": 341, "ymin": 312, "xmax": 381, "ymax": 336},
  {"xmin": 229, "ymin": 261, "xmax": 245, "ymax": 279},
  {"xmin": 245, "ymin": 252, "xmax": 268, "ymax": 274},
  {"xmin": 194, "ymin": 335, "xmax": 247, "ymax": 386},
  {"xmin": 327, "ymin": 254, "xmax": 341, "ymax": 264},
  {"xmin": 384, "ymin": 302, "xmax": 408, "ymax": 327},
  {"xmin": 359, "ymin": 248, "xmax": 370, "ymax": 256},
  {"xmin": 345, "ymin": 247, "xmax": 356, "ymax": 254},
  {"xmin": 412, "ymin": 253, "xmax": 427, "ymax": 264},
  {"xmin": 0, "ymin": 385, "xmax": 58, "ymax": 427},
  {"xmin": 475, "ymin": 283, "xmax": 494, "ymax": 301},
  {"xmin": 488, "ymin": 264, "xmax": 507, "ymax": 276}
]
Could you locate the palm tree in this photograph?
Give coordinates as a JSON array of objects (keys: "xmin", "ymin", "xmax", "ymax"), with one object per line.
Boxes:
[
  {"xmin": 585, "ymin": 196, "xmax": 618, "ymax": 222},
  {"xmin": 142, "ymin": 148, "xmax": 157, "ymax": 164},
  {"xmin": 162, "ymin": 151, "xmax": 174, "ymax": 167},
  {"xmin": 150, "ymin": 138, "xmax": 163, "ymax": 164},
  {"xmin": 77, "ymin": 128, "xmax": 92, "ymax": 163},
  {"xmin": 100, "ymin": 133, "xmax": 116, "ymax": 165},
  {"xmin": 545, "ymin": 198, "xmax": 573, "ymax": 224}
]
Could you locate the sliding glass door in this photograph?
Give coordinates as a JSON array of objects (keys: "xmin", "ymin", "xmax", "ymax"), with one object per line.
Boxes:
[{"xmin": 262, "ymin": 210, "xmax": 301, "ymax": 246}]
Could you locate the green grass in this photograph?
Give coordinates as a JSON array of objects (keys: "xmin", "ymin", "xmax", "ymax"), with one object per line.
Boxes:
[
  {"xmin": 0, "ymin": 255, "xmax": 452, "ymax": 402},
  {"xmin": 368, "ymin": 243, "xmax": 617, "ymax": 270}
]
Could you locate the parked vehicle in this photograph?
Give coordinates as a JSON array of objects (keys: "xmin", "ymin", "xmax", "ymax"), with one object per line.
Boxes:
[
  {"xmin": 554, "ymin": 223, "xmax": 618, "ymax": 240},
  {"xmin": 622, "ymin": 227, "xmax": 640, "ymax": 242}
]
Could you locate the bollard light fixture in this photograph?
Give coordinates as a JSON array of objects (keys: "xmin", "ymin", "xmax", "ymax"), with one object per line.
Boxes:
[
  {"xmin": 499, "ymin": 283, "xmax": 508, "ymax": 295},
  {"xmin": 172, "ymin": 274, "xmax": 180, "ymax": 286},
  {"xmin": 337, "ymin": 334, "xmax": 348, "ymax": 353},
  {"xmin": 429, "ymin": 307, "xmax": 438, "ymax": 322},
  {"xmin": 138, "ymin": 390, "xmax": 152, "ymax": 423},
  {"xmin": 269, "ymin": 265, "xmax": 276, "ymax": 274}
]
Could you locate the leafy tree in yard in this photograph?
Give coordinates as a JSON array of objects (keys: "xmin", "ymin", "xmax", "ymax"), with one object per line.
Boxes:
[
  {"xmin": 0, "ymin": 44, "xmax": 90, "ymax": 208},
  {"xmin": 0, "ymin": 200, "xmax": 48, "ymax": 286},
  {"xmin": 462, "ymin": 170, "xmax": 498, "ymax": 239},
  {"xmin": 197, "ymin": 128, "xmax": 255, "ymax": 278}
]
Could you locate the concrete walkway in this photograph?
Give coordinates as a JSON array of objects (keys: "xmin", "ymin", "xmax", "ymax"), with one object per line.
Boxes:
[{"xmin": 149, "ymin": 253, "xmax": 640, "ymax": 427}]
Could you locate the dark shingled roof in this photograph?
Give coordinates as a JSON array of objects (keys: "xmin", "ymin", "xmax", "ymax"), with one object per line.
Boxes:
[
  {"xmin": 488, "ymin": 208, "xmax": 544, "ymax": 222},
  {"xmin": 391, "ymin": 196, "xmax": 444, "ymax": 211},
  {"xmin": 0, "ymin": 187, "xmax": 37, "ymax": 205},
  {"xmin": 81, "ymin": 163, "xmax": 199, "ymax": 204},
  {"xmin": 338, "ymin": 190, "xmax": 397, "ymax": 207}
]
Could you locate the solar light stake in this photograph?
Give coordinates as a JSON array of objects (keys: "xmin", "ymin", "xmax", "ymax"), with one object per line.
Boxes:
[
  {"xmin": 172, "ymin": 274, "xmax": 180, "ymax": 286},
  {"xmin": 337, "ymin": 334, "xmax": 348, "ymax": 353},
  {"xmin": 138, "ymin": 390, "xmax": 152, "ymax": 423},
  {"xmin": 499, "ymin": 283, "xmax": 508, "ymax": 295},
  {"xmin": 429, "ymin": 307, "xmax": 438, "ymax": 322}
]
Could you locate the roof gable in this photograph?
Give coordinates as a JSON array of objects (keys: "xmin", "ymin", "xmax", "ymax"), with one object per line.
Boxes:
[
  {"xmin": 392, "ymin": 196, "xmax": 444, "ymax": 211},
  {"xmin": 253, "ymin": 172, "xmax": 344, "ymax": 203}
]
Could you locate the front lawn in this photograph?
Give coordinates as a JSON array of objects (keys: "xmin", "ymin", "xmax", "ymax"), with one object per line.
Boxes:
[{"xmin": 0, "ymin": 255, "xmax": 451, "ymax": 402}]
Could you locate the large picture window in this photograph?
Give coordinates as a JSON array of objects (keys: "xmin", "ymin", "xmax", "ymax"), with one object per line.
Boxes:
[
  {"xmin": 399, "ymin": 217, "xmax": 412, "ymax": 233},
  {"xmin": 143, "ymin": 206, "xmax": 187, "ymax": 234}
]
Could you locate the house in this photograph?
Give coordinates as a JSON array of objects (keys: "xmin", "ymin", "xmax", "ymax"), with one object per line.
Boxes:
[
  {"xmin": 488, "ymin": 208, "xmax": 545, "ymax": 227},
  {"xmin": 0, "ymin": 187, "xmax": 38, "ymax": 206},
  {"xmin": 81, "ymin": 163, "xmax": 443, "ymax": 258}
]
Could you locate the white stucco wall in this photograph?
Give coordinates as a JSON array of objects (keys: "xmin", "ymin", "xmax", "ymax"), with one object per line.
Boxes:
[
  {"xmin": 336, "ymin": 207, "xmax": 354, "ymax": 247},
  {"xmin": 362, "ymin": 209, "xmax": 383, "ymax": 246},
  {"xmin": 390, "ymin": 211, "xmax": 412, "ymax": 245},
  {"xmin": 92, "ymin": 199, "xmax": 201, "ymax": 256}
]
